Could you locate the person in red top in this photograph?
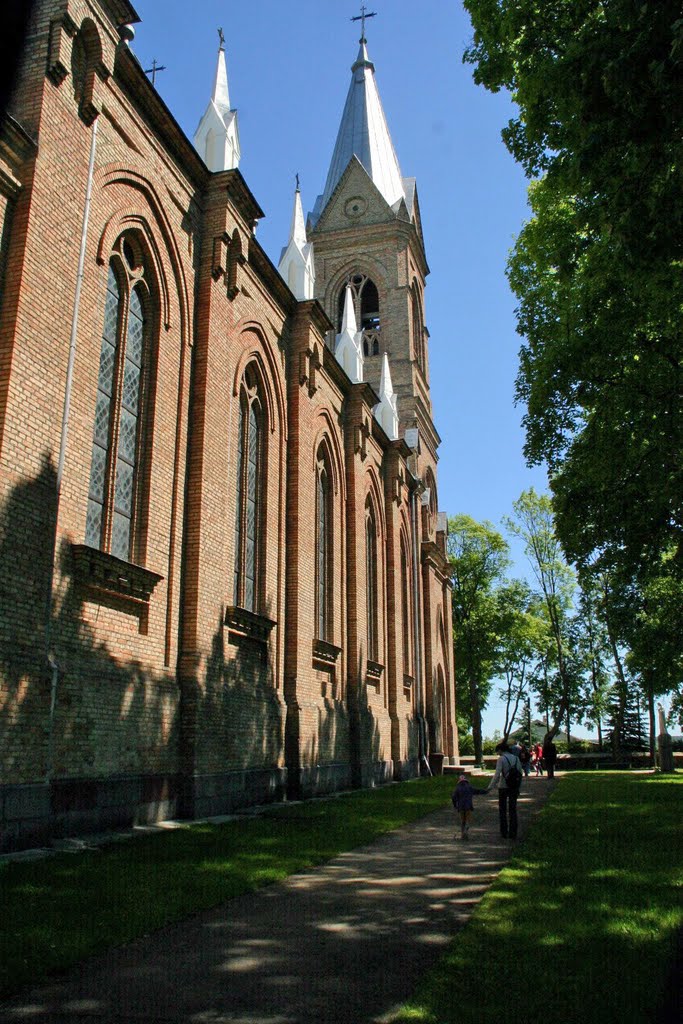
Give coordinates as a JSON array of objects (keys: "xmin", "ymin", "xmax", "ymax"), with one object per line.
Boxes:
[{"xmin": 533, "ymin": 742, "xmax": 544, "ymax": 775}]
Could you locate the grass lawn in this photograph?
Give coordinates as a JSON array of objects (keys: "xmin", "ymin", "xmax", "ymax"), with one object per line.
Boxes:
[
  {"xmin": 392, "ymin": 771, "xmax": 683, "ymax": 1024},
  {"xmin": 0, "ymin": 775, "xmax": 465, "ymax": 999}
]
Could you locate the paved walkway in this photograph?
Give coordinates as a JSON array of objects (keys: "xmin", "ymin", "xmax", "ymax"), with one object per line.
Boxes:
[{"xmin": 0, "ymin": 777, "xmax": 556, "ymax": 1024}]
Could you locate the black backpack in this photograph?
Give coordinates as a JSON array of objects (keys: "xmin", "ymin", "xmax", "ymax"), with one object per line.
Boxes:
[{"xmin": 504, "ymin": 755, "xmax": 522, "ymax": 791}]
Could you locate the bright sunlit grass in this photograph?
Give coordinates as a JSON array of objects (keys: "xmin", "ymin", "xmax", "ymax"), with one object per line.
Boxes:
[{"xmin": 391, "ymin": 772, "xmax": 683, "ymax": 1024}]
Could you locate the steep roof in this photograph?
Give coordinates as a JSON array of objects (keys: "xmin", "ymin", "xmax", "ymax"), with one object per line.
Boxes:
[{"xmin": 312, "ymin": 36, "xmax": 404, "ymax": 225}]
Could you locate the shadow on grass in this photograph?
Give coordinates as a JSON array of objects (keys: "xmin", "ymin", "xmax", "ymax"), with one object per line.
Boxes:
[{"xmin": 0, "ymin": 776, "xmax": 464, "ymax": 1000}]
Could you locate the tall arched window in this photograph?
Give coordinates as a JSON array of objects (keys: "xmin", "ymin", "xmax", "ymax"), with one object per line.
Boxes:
[
  {"xmin": 337, "ymin": 273, "xmax": 381, "ymax": 356},
  {"xmin": 233, "ymin": 367, "xmax": 264, "ymax": 612},
  {"xmin": 411, "ymin": 282, "xmax": 425, "ymax": 370},
  {"xmin": 365, "ymin": 499, "xmax": 378, "ymax": 661},
  {"xmin": 316, "ymin": 449, "xmax": 332, "ymax": 640},
  {"xmin": 400, "ymin": 536, "xmax": 412, "ymax": 678},
  {"xmin": 85, "ymin": 236, "xmax": 151, "ymax": 563}
]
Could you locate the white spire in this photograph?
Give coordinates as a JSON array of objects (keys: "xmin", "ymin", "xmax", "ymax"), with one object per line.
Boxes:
[
  {"xmin": 374, "ymin": 353, "xmax": 399, "ymax": 439},
  {"xmin": 335, "ymin": 284, "xmax": 364, "ymax": 382},
  {"xmin": 193, "ymin": 32, "xmax": 241, "ymax": 172},
  {"xmin": 212, "ymin": 43, "xmax": 230, "ymax": 114},
  {"xmin": 278, "ymin": 181, "xmax": 315, "ymax": 301},
  {"xmin": 312, "ymin": 32, "xmax": 405, "ymax": 223},
  {"xmin": 341, "ymin": 283, "xmax": 357, "ymax": 334}
]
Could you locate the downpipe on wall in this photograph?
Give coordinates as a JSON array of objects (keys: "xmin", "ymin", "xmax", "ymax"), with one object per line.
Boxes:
[{"xmin": 44, "ymin": 116, "xmax": 99, "ymax": 784}]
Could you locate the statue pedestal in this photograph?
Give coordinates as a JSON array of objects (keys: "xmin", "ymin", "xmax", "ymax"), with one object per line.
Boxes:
[
  {"xmin": 657, "ymin": 703, "xmax": 674, "ymax": 773},
  {"xmin": 657, "ymin": 734, "xmax": 674, "ymax": 773}
]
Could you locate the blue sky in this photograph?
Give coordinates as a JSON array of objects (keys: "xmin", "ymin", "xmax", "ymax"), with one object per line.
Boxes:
[{"xmin": 131, "ymin": 0, "xmax": 555, "ymax": 738}]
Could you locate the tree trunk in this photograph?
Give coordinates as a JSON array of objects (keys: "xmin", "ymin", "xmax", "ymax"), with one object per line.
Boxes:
[
  {"xmin": 597, "ymin": 716, "xmax": 603, "ymax": 752},
  {"xmin": 646, "ymin": 678, "xmax": 656, "ymax": 769},
  {"xmin": 470, "ymin": 679, "xmax": 483, "ymax": 766}
]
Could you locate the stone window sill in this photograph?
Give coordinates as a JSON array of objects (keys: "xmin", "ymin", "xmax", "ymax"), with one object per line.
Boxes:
[
  {"xmin": 71, "ymin": 544, "xmax": 163, "ymax": 604},
  {"xmin": 225, "ymin": 606, "xmax": 276, "ymax": 644},
  {"xmin": 366, "ymin": 660, "xmax": 384, "ymax": 683},
  {"xmin": 312, "ymin": 638, "xmax": 342, "ymax": 666},
  {"xmin": 403, "ymin": 674, "xmax": 414, "ymax": 692}
]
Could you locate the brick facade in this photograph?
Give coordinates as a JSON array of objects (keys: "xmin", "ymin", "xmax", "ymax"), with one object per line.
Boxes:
[{"xmin": 0, "ymin": 0, "xmax": 457, "ymax": 851}]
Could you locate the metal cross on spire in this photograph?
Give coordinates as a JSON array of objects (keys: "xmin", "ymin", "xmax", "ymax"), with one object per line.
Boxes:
[
  {"xmin": 217, "ymin": 26, "xmax": 225, "ymax": 51},
  {"xmin": 351, "ymin": 4, "xmax": 377, "ymax": 42},
  {"xmin": 144, "ymin": 58, "xmax": 167, "ymax": 85}
]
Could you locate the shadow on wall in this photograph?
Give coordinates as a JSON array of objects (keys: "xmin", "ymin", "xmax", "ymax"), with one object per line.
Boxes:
[
  {"xmin": 204, "ymin": 609, "xmax": 284, "ymax": 772},
  {"xmin": 0, "ymin": 456, "xmax": 178, "ymax": 839},
  {"xmin": 0, "ymin": 455, "xmax": 286, "ymax": 847}
]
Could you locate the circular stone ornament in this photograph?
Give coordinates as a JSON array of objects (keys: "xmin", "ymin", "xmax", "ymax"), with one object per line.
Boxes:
[{"xmin": 344, "ymin": 196, "xmax": 367, "ymax": 219}]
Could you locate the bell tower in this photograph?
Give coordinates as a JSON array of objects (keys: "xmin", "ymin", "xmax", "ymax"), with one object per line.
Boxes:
[{"xmin": 308, "ymin": 26, "xmax": 437, "ymax": 459}]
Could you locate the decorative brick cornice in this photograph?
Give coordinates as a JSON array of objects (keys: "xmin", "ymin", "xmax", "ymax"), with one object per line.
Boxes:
[
  {"xmin": 421, "ymin": 539, "xmax": 452, "ymax": 582},
  {"xmin": 295, "ymin": 299, "xmax": 333, "ymax": 339},
  {"xmin": 47, "ymin": 14, "xmax": 77, "ymax": 87},
  {"xmin": 0, "ymin": 113, "xmax": 37, "ymax": 173},
  {"xmin": 222, "ymin": 169, "xmax": 265, "ymax": 229}
]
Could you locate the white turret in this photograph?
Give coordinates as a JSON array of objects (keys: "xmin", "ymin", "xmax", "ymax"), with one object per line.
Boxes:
[
  {"xmin": 194, "ymin": 31, "xmax": 241, "ymax": 172},
  {"xmin": 373, "ymin": 353, "xmax": 399, "ymax": 439},
  {"xmin": 335, "ymin": 284, "xmax": 364, "ymax": 383},
  {"xmin": 278, "ymin": 181, "xmax": 315, "ymax": 300}
]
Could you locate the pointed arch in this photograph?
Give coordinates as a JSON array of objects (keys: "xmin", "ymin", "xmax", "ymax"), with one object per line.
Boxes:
[
  {"xmin": 327, "ymin": 259, "xmax": 388, "ymax": 350},
  {"xmin": 310, "ymin": 409, "xmax": 345, "ymax": 500},
  {"xmin": 231, "ymin": 324, "xmax": 287, "ymax": 442},
  {"xmin": 96, "ymin": 167, "xmax": 193, "ymax": 346}
]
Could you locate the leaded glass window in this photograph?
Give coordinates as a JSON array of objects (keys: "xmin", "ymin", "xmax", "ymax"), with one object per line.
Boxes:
[
  {"xmin": 85, "ymin": 237, "xmax": 150, "ymax": 562},
  {"xmin": 233, "ymin": 371, "xmax": 263, "ymax": 612},
  {"xmin": 366, "ymin": 500, "xmax": 378, "ymax": 661},
  {"xmin": 401, "ymin": 538, "xmax": 411, "ymax": 676},
  {"xmin": 316, "ymin": 456, "xmax": 331, "ymax": 640}
]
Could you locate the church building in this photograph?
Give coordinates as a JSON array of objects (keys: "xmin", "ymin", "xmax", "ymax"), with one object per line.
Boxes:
[{"xmin": 0, "ymin": 0, "xmax": 457, "ymax": 851}]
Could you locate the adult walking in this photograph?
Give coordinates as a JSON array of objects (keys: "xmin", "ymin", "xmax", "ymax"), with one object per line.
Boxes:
[
  {"xmin": 543, "ymin": 736, "xmax": 558, "ymax": 778},
  {"xmin": 487, "ymin": 741, "xmax": 523, "ymax": 839}
]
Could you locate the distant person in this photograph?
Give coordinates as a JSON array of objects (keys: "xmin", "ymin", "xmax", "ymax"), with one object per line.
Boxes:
[
  {"xmin": 452, "ymin": 774, "xmax": 475, "ymax": 840},
  {"xmin": 533, "ymin": 742, "xmax": 544, "ymax": 775},
  {"xmin": 519, "ymin": 742, "xmax": 532, "ymax": 776},
  {"xmin": 487, "ymin": 741, "xmax": 523, "ymax": 839},
  {"xmin": 543, "ymin": 737, "xmax": 558, "ymax": 778}
]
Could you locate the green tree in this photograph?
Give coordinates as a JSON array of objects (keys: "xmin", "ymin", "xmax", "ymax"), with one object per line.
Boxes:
[
  {"xmin": 505, "ymin": 489, "xmax": 576, "ymax": 741},
  {"xmin": 494, "ymin": 580, "xmax": 548, "ymax": 740},
  {"xmin": 463, "ymin": 0, "xmax": 683, "ymax": 645},
  {"xmin": 447, "ymin": 514, "xmax": 510, "ymax": 764},
  {"xmin": 574, "ymin": 577, "xmax": 613, "ymax": 750}
]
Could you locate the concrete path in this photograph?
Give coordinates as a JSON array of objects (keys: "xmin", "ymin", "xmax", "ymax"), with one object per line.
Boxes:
[{"xmin": 0, "ymin": 777, "xmax": 555, "ymax": 1024}]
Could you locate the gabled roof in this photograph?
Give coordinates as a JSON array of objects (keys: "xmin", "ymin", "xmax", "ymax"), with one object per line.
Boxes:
[{"xmin": 313, "ymin": 36, "xmax": 404, "ymax": 225}]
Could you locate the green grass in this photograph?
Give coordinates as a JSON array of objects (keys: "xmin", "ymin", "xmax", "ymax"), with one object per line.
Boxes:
[
  {"xmin": 0, "ymin": 775, "xmax": 465, "ymax": 998},
  {"xmin": 391, "ymin": 772, "xmax": 683, "ymax": 1024}
]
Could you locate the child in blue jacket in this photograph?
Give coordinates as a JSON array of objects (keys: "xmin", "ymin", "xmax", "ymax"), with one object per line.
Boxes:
[{"xmin": 452, "ymin": 774, "xmax": 475, "ymax": 839}]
